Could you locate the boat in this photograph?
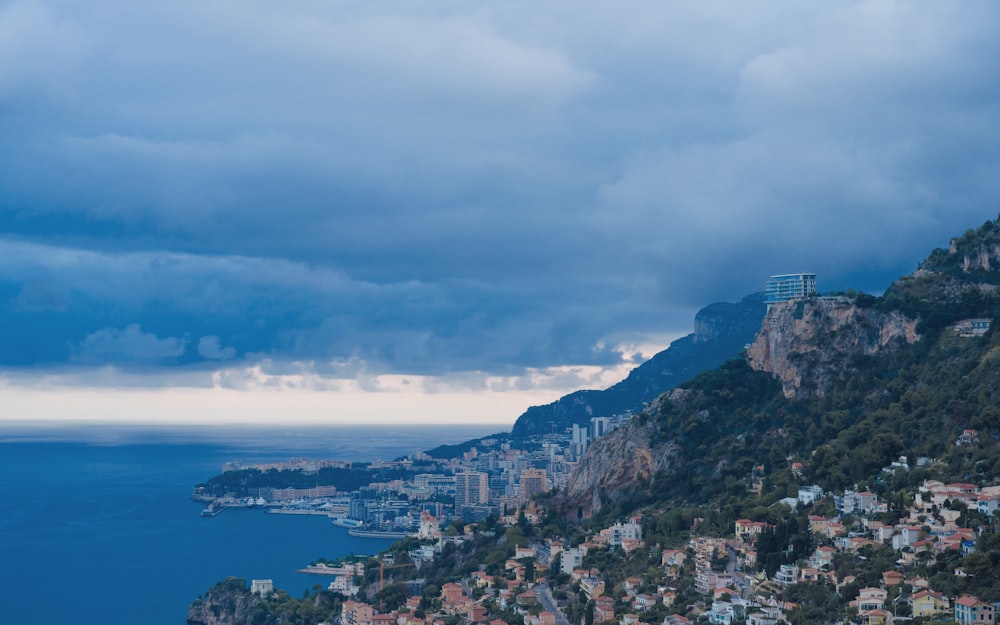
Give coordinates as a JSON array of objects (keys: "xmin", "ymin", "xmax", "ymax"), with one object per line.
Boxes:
[{"xmin": 331, "ymin": 517, "xmax": 363, "ymax": 529}]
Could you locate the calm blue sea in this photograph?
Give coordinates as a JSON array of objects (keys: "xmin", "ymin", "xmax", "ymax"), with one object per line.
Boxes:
[{"xmin": 0, "ymin": 424, "xmax": 502, "ymax": 625}]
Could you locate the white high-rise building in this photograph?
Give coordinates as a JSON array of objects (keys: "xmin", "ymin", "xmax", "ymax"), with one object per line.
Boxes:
[
  {"xmin": 570, "ymin": 423, "xmax": 589, "ymax": 458},
  {"xmin": 591, "ymin": 417, "xmax": 610, "ymax": 440},
  {"xmin": 765, "ymin": 273, "xmax": 816, "ymax": 308}
]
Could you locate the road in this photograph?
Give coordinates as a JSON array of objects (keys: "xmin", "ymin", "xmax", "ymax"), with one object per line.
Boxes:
[{"xmin": 533, "ymin": 582, "xmax": 571, "ymax": 625}]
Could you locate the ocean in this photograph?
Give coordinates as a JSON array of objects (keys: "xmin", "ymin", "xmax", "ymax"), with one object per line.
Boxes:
[{"xmin": 0, "ymin": 423, "xmax": 502, "ymax": 625}]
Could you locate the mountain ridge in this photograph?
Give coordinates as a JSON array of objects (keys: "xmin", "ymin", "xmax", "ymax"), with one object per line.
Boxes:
[
  {"xmin": 561, "ymin": 215, "xmax": 1000, "ymax": 518},
  {"xmin": 509, "ymin": 292, "xmax": 766, "ymax": 438}
]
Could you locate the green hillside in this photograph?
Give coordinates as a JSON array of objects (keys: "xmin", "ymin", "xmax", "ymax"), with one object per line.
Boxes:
[{"xmin": 581, "ymin": 217, "xmax": 1000, "ymax": 519}]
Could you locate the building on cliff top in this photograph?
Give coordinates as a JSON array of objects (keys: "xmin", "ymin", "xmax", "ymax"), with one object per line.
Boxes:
[
  {"xmin": 765, "ymin": 273, "xmax": 816, "ymax": 308},
  {"xmin": 251, "ymin": 579, "xmax": 274, "ymax": 595}
]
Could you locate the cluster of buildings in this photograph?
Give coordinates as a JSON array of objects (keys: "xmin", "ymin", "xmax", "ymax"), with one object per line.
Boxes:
[
  {"xmin": 241, "ymin": 445, "xmax": 1000, "ymax": 625},
  {"xmin": 200, "ymin": 414, "xmax": 633, "ymax": 532},
  {"xmin": 687, "ymin": 474, "xmax": 1000, "ymax": 625},
  {"xmin": 231, "ymin": 414, "xmax": 631, "ymax": 531}
]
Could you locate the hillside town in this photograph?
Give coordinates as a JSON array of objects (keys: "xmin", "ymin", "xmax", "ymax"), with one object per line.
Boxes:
[
  {"xmin": 275, "ymin": 471, "xmax": 1000, "ymax": 625},
  {"xmin": 192, "ymin": 259, "xmax": 1000, "ymax": 625},
  {"xmin": 229, "ymin": 425, "xmax": 1000, "ymax": 625}
]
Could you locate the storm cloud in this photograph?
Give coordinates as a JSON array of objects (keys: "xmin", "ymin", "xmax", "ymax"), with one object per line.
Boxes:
[{"xmin": 2, "ymin": 0, "xmax": 999, "ymax": 384}]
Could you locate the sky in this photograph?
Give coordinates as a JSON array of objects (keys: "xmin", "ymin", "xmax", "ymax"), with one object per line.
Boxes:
[{"xmin": 1, "ymin": 0, "xmax": 999, "ymax": 425}]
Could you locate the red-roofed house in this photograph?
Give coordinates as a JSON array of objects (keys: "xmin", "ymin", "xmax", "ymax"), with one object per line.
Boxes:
[
  {"xmin": 910, "ymin": 589, "xmax": 949, "ymax": 617},
  {"xmin": 594, "ymin": 596, "xmax": 615, "ymax": 622},
  {"xmin": 441, "ymin": 583, "xmax": 465, "ymax": 605},
  {"xmin": 955, "ymin": 595, "xmax": 995, "ymax": 625}
]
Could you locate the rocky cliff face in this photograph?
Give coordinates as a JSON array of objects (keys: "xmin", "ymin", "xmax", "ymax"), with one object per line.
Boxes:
[
  {"xmin": 560, "ymin": 217, "xmax": 1000, "ymax": 517},
  {"xmin": 560, "ymin": 411, "xmax": 672, "ymax": 517},
  {"xmin": 746, "ymin": 297, "xmax": 919, "ymax": 398},
  {"xmin": 561, "ymin": 297, "xmax": 921, "ymax": 515},
  {"xmin": 510, "ymin": 293, "xmax": 765, "ymax": 438},
  {"xmin": 187, "ymin": 578, "xmax": 263, "ymax": 625}
]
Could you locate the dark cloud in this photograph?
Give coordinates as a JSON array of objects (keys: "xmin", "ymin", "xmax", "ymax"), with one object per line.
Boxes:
[
  {"xmin": 73, "ymin": 324, "xmax": 186, "ymax": 364},
  {"xmin": 1, "ymin": 1, "xmax": 998, "ymax": 379},
  {"xmin": 197, "ymin": 336, "xmax": 236, "ymax": 361}
]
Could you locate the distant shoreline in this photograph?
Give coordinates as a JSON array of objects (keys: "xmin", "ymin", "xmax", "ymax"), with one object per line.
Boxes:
[{"xmin": 267, "ymin": 509, "xmax": 335, "ymax": 517}]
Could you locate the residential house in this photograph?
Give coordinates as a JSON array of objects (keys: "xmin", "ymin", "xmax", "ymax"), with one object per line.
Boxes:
[
  {"xmin": 892, "ymin": 525, "xmax": 924, "ymax": 550},
  {"xmin": 808, "ymin": 516, "xmax": 829, "ymax": 535},
  {"xmin": 342, "ymin": 601, "xmax": 375, "ymax": 625},
  {"xmin": 798, "ymin": 485, "xmax": 824, "ymax": 506},
  {"xmin": 854, "ymin": 588, "xmax": 887, "ymax": 615},
  {"xmin": 707, "ymin": 601, "xmax": 736, "ymax": 625},
  {"xmin": 799, "ymin": 568, "xmax": 820, "ymax": 583},
  {"xmin": 594, "ymin": 596, "xmax": 615, "ymax": 622},
  {"xmin": 471, "ymin": 571, "xmax": 495, "ymax": 589},
  {"xmin": 774, "ymin": 564, "xmax": 799, "ymax": 587},
  {"xmin": 746, "ymin": 606, "xmax": 783, "ymax": 625},
  {"xmin": 661, "ymin": 549, "xmax": 686, "ymax": 567},
  {"xmin": 441, "ymin": 582, "xmax": 465, "ymax": 605},
  {"xmin": 910, "ymin": 590, "xmax": 949, "ymax": 618},
  {"xmin": 978, "ymin": 494, "xmax": 1000, "ymax": 517},
  {"xmin": 955, "ymin": 595, "xmax": 995, "ymax": 625},
  {"xmin": 634, "ymin": 594, "xmax": 658, "ymax": 612},
  {"xmin": 837, "ymin": 491, "xmax": 884, "ymax": 516},
  {"xmin": 882, "ymin": 571, "xmax": 904, "ymax": 587},
  {"xmin": 516, "ymin": 590, "xmax": 538, "ymax": 615},
  {"xmin": 863, "ymin": 609, "xmax": 890, "ymax": 625},
  {"xmin": 623, "ymin": 578, "xmax": 643, "ymax": 595},
  {"xmin": 580, "ymin": 574, "xmax": 605, "ymax": 599},
  {"xmin": 735, "ymin": 519, "xmax": 772, "ymax": 541},
  {"xmin": 826, "ymin": 521, "xmax": 847, "ymax": 538},
  {"xmin": 514, "ymin": 546, "xmax": 536, "ymax": 559},
  {"xmin": 467, "ymin": 605, "xmax": 488, "ymax": 623},
  {"xmin": 561, "ymin": 548, "xmax": 585, "ymax": 574},
  {"xmin": 598, "ymin": 519, "xmax": 643, "ymax": 548},
  {"xmin": 811, "ymin": 546, "xmax": 836, "ymax": 569},
  {"xmin": 621, "ymin": 538, "xmax": 644, "ymax": 553}
]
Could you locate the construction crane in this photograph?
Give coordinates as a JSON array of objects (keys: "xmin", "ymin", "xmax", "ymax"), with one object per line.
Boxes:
[{"xmin": 378, "ymin": 561, "xmax": 415, "ymax": 591}]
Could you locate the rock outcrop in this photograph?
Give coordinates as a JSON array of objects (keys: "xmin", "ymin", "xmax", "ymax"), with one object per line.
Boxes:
[
  {"xmin": 746, "ymin": 297, "xmax": 919, "ymax": 398},
  {"xmin": 558, "ymin": 216, "xmax": 1000, "ymax": 519},
  {"xmin": 560, "ymin": 412, "xmax": 673, "ymax": 518},
  {"xmin": 187, "ymin": 578, "xmax": 263, "ymax": 625}
]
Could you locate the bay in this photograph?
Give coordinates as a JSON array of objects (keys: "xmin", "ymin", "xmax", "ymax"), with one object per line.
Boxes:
[{"xmin": 0, "ymin": 424, "xmax": 501, "ymax": 625}]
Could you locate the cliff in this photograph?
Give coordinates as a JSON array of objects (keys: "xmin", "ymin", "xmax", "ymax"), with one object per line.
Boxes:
[
  {"xmin": 510, "ymin": 293, "xmax": 765, "ymax": 438},
  {"xmin": 187, "ymin": 578, "xmax": 263, "ymax": 625},
  {"xmin": 559, "ymin": 413, "xmax": 671, "ymax": 517},
  {"xmin": 188, "ymin": 578, "xmax": 341, "ymax": 625},
  {"xmin": 746, "ymin": 297, "xmax": 919, "ymax": 397},
  {"xmin": 560, "ymin": 215, "xmax": 1000, "ymax": 519}
]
